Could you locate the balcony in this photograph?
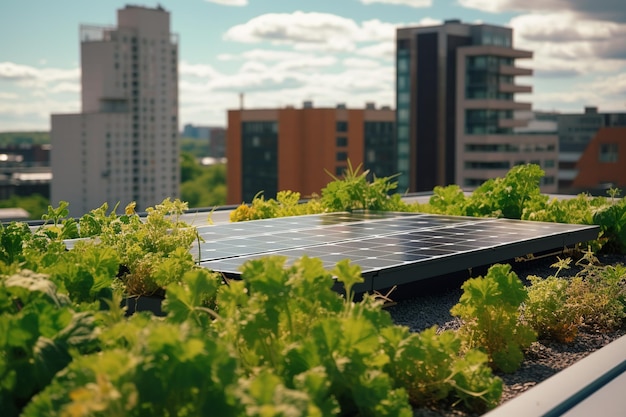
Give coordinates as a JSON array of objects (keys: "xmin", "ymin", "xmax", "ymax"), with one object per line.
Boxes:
[
  {"xmin": 500, "ymin": 64, "xmax": 533, "ymax": 76},
  {"xmin": 463, "ymin": 99, "xmax": 532, "ymax": 111},
  {"xmin": 499, "ymin": 82, "xmax": 532, "ymax": 94},
  {"xmin": 498, "ymin": 118, "xmax": 529, "ymax": 129}
]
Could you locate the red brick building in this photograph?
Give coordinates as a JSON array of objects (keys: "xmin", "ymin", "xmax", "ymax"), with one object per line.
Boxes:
[
  {"xmin": 227, "ymin": 104, "xmax": 395, "ymax": 205},
  {"xmin": 572, "ymin": 127, "xmax": 626, "ymax": 194}
]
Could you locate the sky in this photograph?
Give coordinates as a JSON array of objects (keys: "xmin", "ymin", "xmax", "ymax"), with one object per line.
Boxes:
[{"xmin": 1, "ymin": 0, "xmax": 625, "ymax": 132}]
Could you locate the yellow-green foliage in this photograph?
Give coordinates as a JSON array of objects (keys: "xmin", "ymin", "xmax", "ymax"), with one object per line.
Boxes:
[
  {"xmin": 525, "ymin": 253, "xmax": 626, "ymax": 342},
  {"xmin": 382, "ymin": 325, "xmax": 502, "ymax": 412},
  {"xmin": 230, "ymin": 191, "xmax": 325, "ymax": 222},
  {"xmin": 451, "ymin": 264, "xmax": 537, "ymax": 373},
  {"xmin": 321, "ymin": 161, "xmax": 406, "ymax": 213}
]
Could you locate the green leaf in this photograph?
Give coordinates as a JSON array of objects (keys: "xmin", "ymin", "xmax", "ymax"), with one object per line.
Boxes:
[
  {"xmin": 332, "ymin": 259, "xmax": 363, "ymax": 301},
  {"xmin": 163, "ymin": 268, "xmax": 220, "ymax": 324},
  {"xmin": 5, "ymin": 270, "xmax": 70, "ymax": 308}
]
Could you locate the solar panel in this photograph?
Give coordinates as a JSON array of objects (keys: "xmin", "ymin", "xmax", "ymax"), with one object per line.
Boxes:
[{"xmin": 196, "ymin": 211, "xmax": 599, "ymax": 293}]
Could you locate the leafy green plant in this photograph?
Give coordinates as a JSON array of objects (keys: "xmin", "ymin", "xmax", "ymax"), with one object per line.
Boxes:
[
  {"xmin": 321, "ymin": 160, "xmax": 405, "ymax": 213},
  {"xmin": 97, "ymin": 198, "xmax": 200, "ymax": 296},
  {"xmin": 524, "ymin": 257, "xmax": 582, "ymax": 342},
  {"xmin": 0, "ymin": 270, "xmax": 96, "ymax": 417},
  {"xmin": 592, "ymin": 190, "xmax": 626, "ymax": 253},
  {"xmin": 464, "ymin": 164, "xmax": 547, "ymax": 219},
  {"xmin": 0, "ymin": 221, "xmax": 32, "ymax": 266},
  {"xmin": 382, "ymin": 325, "xmax": 502, "ymax": 412},
  {"xmin": 425, "ymin": 185, "xmax": 467, "ymax": 216},
  {"xmin": 525, "ymin": 251, "xmax": 626, "ymax": 341},
  {"xmin": 568, "ymin": 251, "xmax": 626, "ymax": 331},
  {"xmin": 43, "ymin": 241, "xmax": 119, "ymax": 306},
  {"xmin": 39, "ymin": 201, "xmax": 80, "ymax": 241},
  {"xmin": 210, "ymin": 256, "xmax": 415, "ymax": 416},
  {"xmin": 77, "ymin": 202, "xmax": 120, "ymax": 238},
  {"xmin": 22, "ymin": 317, "xmax": 242, "ymax": 417},
  {"xmin": 230, "ymin": 191, "xmax": 324, "ymax": 222},
  {"xmin": 451, "ymin": 264, "xmax": 537, "ymax": 373}
]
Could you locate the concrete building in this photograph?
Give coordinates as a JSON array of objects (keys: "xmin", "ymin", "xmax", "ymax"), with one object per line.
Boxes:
[
  {"xmin": 51, "ymin": 5, "xmax": 179, "ymax": 217},
  {"xmin": 557, "ymin": 107, "xmax": 626, "ymax": 193},
  {"xmin": 570, "ymin": 127, "xmax": 626, "ymax": 195},
  {"xmin": 396, "ymin": 20, "xmax": 558, "ymax": 193},
  {"xmin": 227, "ymin": 103, "xmax": 395, "ymax": 204}
]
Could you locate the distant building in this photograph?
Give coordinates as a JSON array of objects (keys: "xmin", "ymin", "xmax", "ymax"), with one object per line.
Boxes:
[
  {"xmin": 227, "ymin": 102, "xmax": 395, "ymax": 204},
  {"xmin": 209, "ymin": 127, "xmax": 226, "ymax": 158},
  {"xmin": 396, "ymin": 20, "xmax": 558, "ymax": 193},
  {"xmin": 181, "ymin": 124, "xmax": 226, "ymax": 158},
  {"xmin": 0, "ymin": 144, "xmax": 51, "ymax": 199},
  {"xmin": 571, "ymin": 127, "xmax": 626, "ymax": 195},
  {"xmin": 182, "ymin": 124, "xmax": 211, "ymax": 139},
  {"xmin": 514, "ymin": 110, "xmax": 559, "ymax": 135},
  {"xmin": 557, "ymin": 107, "xmax": 626, "ymax": 193},
  {"xmin": 51, "ymin": 5, "xmax": 179, "ymax": 217}
]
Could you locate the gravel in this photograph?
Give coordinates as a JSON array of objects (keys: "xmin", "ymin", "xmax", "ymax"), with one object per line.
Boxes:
[{"xmin": 384, "ymin": 252, "xmax": 626, "ymax": 417}]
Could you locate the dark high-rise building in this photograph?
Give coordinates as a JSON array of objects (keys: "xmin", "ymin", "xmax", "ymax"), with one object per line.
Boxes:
[{"xmin": 396, "ymin": 20, "xmax": 557, "ymax": 193}]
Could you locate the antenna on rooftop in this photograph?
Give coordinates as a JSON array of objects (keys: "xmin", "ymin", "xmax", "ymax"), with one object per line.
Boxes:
[{"xmin": 239, "ymin": 92, "xmax": 244, "ymax": 110}]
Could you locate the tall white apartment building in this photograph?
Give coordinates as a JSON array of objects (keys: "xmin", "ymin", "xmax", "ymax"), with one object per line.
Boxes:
[{"xmin": 51, "ymin": 5, "xmax": 179, "ymax": 217}]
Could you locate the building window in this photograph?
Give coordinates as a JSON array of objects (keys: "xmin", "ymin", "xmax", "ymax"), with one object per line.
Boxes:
[
  {"xmin": 336, "ymin": 152, "xmax": 348, "ymax": 162},
  {"xmin": 336, "ymin": 137, "xmax": 348, "ymax": 147},
  {"xmin": 336, "ymin": 121, "xmax": 348, "ymax": 132},
  {"xmin": 465, "ymin": 161, "xmax": 511, "ymax": 170},
  {"xmin": 599, "ymin": 143, "xmax": 618, "ymax": 163}
]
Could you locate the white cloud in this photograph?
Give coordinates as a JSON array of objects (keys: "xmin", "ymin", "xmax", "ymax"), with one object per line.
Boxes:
[
  {"xmin": 360, "ymin": 0, "xmax": 432, "ymax": 7},
  {"xmin": 0, "ymin": 62, "xmax": 79, "ymax": 87},
  {"xmin": 224, "ymin": 12, "xmax": 360, "ymax": 47},
  {"xmin": 0, "ymin": 62, "xmax": 39, "ymax": 81},
  {"xmin": 0, "ymin": 62, "xmax": 81, "ymax": 130},
  {"xmin": 586, "ymin": 71, "xmax": 626, "ymax": 102},
  {"xmin": 218, "ymin": 49, "xmax": 311, "ymax": 62},
  {"xmin": 223, "ymin": 12, "xmax": 397, "ymax": 52},
  {"xmin": 47, "ymin": 82, "xmax": 80, "ymax": 94},
  {"xmin": 531, "ymin": 75, "xmax": 626, "ymax": 113},
  {"xmin": 356, "ymin": 41, "xmax": 395, "ymax": 60},
  {"xmin": 459, "ymin": 0, "xmax": 626, "ymax": 22},
  {"xmin": 179, "ymin": 61, "xmax": 222, "ymax": 79},
  {"xmin": 204, "ymin": 0, "xmax": 247, "ymax": 6},
  {"xmin": 0, "ymin": 91, "xmax": 18, "ymax": 99},
  {"xmin": 342, "ymin": 57, "xmax": 383, "ymax": 68},
  {"xmin": 510, "ymin": 12, "xmax": 626, "ymax": 78}
]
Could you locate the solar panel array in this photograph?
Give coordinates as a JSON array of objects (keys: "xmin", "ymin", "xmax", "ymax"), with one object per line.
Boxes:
[{"xmin": 196, "ymin": 211, "xmax": 599, "ymax": 292}]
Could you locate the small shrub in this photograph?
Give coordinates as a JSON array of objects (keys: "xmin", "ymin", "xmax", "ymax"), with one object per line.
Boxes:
[
  {"xmin": 525, "ymin": 252, "xmax": 626, "ymax": 341},
  {"xmin": 382, "ymin": 326, "xmax": 502, "ymax": 412},
  {"xmin": 451, "ymin": 264, "xmax": 536, "ymax": 373}
]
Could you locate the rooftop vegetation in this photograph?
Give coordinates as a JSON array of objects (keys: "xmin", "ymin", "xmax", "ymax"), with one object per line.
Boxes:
[{"xmin": 1, "ymin": 163, "xmax": 625, "ymax": 416}]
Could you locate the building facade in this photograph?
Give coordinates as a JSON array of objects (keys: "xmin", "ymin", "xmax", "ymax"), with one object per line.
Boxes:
[
  {"xmin": 396, "ymin": 20, "xmax": 557, "ymax": 193},
  {"xmin": 0, "ymin": 144, "xmax": 51, "ymax": 200},
  {"xmin": 570, "ymin": 127, "xmax": 626, "ymax": 195},
  {"xmin": 227, "ymin": 103, "xmax": 395, "ymax": 204},
  {"xmin": 51, "ymin": 5, "xmax": 179, "ymax": 217},
  {"xmin": 557, "ymin": 107, "xmax": 626, "ymax": 193}
]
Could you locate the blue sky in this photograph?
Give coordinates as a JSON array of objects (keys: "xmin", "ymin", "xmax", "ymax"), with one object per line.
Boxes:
[{"xmin": 1, "ymin": 0, "xmax": 625, "ymax": 131}]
